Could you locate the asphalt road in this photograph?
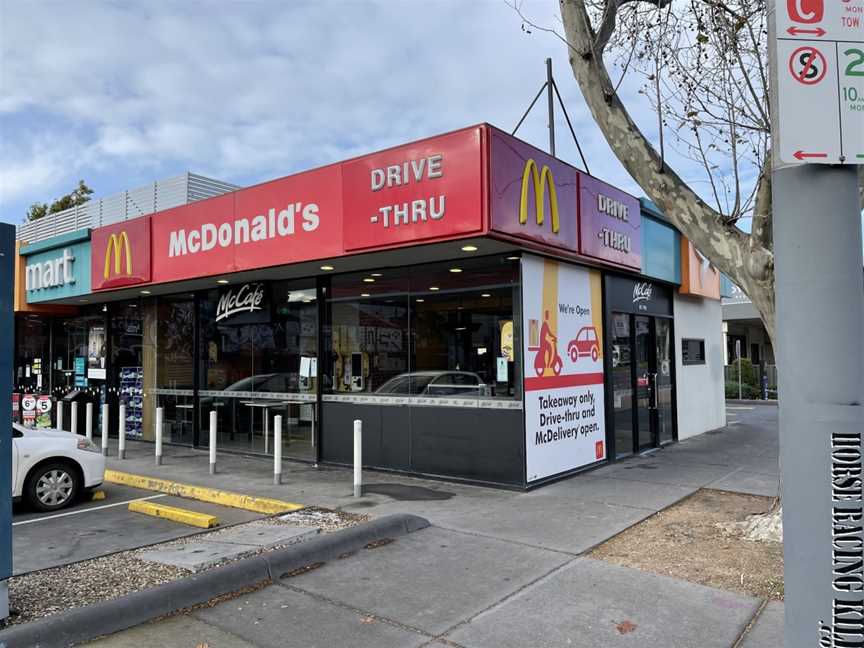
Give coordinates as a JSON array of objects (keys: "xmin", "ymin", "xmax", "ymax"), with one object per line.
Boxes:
[{"xmin": 12, "ymin": 482, "xmax": 262, "ymax": 575}]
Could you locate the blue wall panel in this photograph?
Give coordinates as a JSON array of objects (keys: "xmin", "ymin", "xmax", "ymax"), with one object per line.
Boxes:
[{"xmin": 641, "ymin": 214, "xmax": 681, "ymax": 284}]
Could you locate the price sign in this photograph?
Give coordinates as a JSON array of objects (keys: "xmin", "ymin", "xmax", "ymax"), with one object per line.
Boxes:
[{"xmin": 775, "ymin": 0, "xmax": 864, "ymax": 163}]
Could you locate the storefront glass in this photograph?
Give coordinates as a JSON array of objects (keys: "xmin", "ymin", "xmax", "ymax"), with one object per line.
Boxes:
[
  {"xmin": 198, "ymin": 280, "xmax": 317, "ymax": 459},
  {"xmin": 320, "ymin": 255, "xmax": 523, "ymax": 483},
  {"xmin": 324, "ymin": 256, "xmax": 520, "ymax": 401},
  {"xmin": 141, "ymin": 295, "xmax": 194, "ymax": 445}
]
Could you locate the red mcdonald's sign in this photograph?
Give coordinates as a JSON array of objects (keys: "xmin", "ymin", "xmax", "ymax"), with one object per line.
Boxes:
[{"xmin": 90, "ymin": 217, "xmax": 152, "ymax": 290}]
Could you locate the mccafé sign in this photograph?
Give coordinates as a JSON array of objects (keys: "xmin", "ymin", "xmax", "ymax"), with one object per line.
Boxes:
[{"xmin": 90, "ymin": 218, "xmax": 151, "ymax": 290}]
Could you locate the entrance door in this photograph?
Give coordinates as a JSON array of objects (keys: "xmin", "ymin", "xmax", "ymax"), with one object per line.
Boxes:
[
  {"xmin": 610, "ymin": 313, "xmax": 675, "ymax": 457},
  {"xmin": 634, "ymin": 315, "xmax": 654, "ymax": 450}
]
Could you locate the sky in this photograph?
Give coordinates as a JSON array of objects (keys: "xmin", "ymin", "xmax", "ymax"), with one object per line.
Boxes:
[{"xmin": 0, "ymin": 0, "xmax": 723, "ymax": 226}]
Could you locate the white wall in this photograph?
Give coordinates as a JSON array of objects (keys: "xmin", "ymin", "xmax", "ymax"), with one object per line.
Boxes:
[{"xmin": 674, "ymin": 295, "xmax": 726, "ymax": 440}]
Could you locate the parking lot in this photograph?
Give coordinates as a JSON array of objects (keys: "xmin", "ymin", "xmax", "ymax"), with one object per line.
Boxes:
[{"xmin": 12, "ymin": 481, "xmax": 265, "ymax": 575}]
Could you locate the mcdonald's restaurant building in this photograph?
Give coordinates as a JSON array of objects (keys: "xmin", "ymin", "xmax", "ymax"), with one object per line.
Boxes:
[{"xmin": 11, "ymin": 124, "xmax": 726, "ymax": 488}]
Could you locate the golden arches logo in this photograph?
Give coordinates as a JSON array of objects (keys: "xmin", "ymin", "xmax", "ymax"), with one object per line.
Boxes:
[
  {"xmin": 519, "ymin": 159, "xmax": 560, "ymax": 234},
  {"xmin": 104, "ymin": 231, "xmax": 132, "ymax": 279}
]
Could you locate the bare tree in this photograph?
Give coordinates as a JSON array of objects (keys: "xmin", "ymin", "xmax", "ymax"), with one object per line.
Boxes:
[{"xmin": 514, "ymin": 0, "xmax": 777, "ymax": 339}]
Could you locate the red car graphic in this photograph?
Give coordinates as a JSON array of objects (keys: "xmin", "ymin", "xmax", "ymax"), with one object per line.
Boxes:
[{"xmin": 567, "ymin": 326, "xmax": 600, "ymax": 363}]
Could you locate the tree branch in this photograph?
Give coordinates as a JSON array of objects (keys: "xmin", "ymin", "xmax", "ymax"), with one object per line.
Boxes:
[
  {"xmin": 750, "ymin": 157, "xmax": 772, "ymax": 256},
  {"xmin": 561, "ymin": 0, "xmax": 755, "ymax": 281}
]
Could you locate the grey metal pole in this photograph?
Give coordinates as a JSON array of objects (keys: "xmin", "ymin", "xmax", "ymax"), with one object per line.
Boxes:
[
  {"xmin": 155, "ymin": 406, "xmax": 163, "ymax": 466},
  {"xmin": 209, "ymin": 410, "xmax": 217, "ymax": 475},
  {"xmin": 736, "ymin": 339, "xmax": 742, "ymax": 400},
  {"xmin": 773, "ymin": 164, "xmax": 864, "ymax": 647},
  {"xmin": 546, "ymin": 57, "xmax": 555, "ymax": 157},
  {"xmin": 273, "ymin": 414, "xmax": 282, "ymax": 485},
  {"xmin": 353, "ymin": 419, "xmax": 362, "ymax": 497},
  {"xmin": 118, "ymin": 403, "xmax": 126, "ymax": 460}
]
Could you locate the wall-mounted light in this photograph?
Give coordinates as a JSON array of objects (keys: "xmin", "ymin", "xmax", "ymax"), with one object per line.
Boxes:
[
  {"xmin": 320, "ymin": 265, "xmax": 335, "ymax": 271},
  {"xmin": 449, "ymin": 268, "xmax": 462, "ymax": 273},
  {"xmin": 461, "ymin": 245, "xmax": 478, "ymax": 252},
  {"xmin": 216, "ymin": 279, "xmax": 229, "ymax": 285}
]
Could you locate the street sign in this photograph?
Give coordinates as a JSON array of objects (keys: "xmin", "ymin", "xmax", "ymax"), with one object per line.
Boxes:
[{"xmin": 775, "ymin": 0, "xmax": 864, "ymax": 163}]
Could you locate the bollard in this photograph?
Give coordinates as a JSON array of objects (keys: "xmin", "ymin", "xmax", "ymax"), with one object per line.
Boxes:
[
  {"xmin": 118, "ymin": 403, "xmax": 126, "ymax": 459},
  {"xmin": 85, "ymin": 402, "xmax": 93, "ymax": 441},
  {"xmin": 101, "ymin": 403, "xmax": 109, "ymax": 456},
  {"xmin": 353, "ymin": 419, "xmax": 362, "ymax": 497},
  {"xmin": 273, "ymin": 415, "xmax": 283, "ymax": 485},
  {"xmin": 70, "ymin": 401, "xmax": 78, "ymax": 436},
  {"xmin": 57, "ymin": 401, "xmax": 64, "ymax": 432},
  {"xmin": 209, "ymin": 410, "xmax": 217, "ymax": 475},
  {"xmin": 155, "ymin": 406, "xmax": 164, "ymax": 466}
]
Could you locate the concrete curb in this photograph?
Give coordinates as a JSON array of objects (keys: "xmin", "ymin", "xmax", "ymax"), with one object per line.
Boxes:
[{"xmin": 0, "ymin": 513, "xmax": 430, "ymax": 648}]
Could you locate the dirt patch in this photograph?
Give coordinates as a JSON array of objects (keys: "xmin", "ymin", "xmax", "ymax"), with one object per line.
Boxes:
[{"xmin": 590, "ymin": 489, "xmax": 784, "ymax": 600}]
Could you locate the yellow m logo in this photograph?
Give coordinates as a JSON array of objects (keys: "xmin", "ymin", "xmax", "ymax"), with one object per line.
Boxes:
[
  {"xmin": 104, "ymin": 231, "xmax": 132, "ymax": 279},
  {"xmin": 519, "ymin": 159, "xmax": 560, "ymax": 234}
]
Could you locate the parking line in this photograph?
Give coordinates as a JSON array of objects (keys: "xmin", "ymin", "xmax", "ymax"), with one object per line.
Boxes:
[{"xmin": 12, "ymin": 494, "xmax": 168, "ymax": 526}]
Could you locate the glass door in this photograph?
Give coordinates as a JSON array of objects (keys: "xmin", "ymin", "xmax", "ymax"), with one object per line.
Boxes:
[
  {"xmin": 611, "ymin": 312, "xmax": 634, "ymax": 458},
  {"xmin": 655, "ymin": 318, "xmax": 674, "ymax": 444},
  {"xmin": 634, "ymin": 315, "xmax": 654, "ymax": 450}
]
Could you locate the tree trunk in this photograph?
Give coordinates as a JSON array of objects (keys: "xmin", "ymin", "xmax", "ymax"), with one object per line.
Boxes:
[{"xmin": 559, "ymin": 0, "xmax": 776, "ymax": 341}]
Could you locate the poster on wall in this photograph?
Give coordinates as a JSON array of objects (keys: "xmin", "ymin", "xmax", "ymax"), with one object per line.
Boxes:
[{"xmin": 522, "ymin": 255, "xmax": 606, "ymax": 482}]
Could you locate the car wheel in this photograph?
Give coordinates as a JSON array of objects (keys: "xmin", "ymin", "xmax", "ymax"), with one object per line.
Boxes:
[
  {"xmin": 591, "ymin": 347, "xmax": 599, "ymax": 362},
  {"xmin": 26, "ymin": 462, "xmax": 80, "ymax": 512}
]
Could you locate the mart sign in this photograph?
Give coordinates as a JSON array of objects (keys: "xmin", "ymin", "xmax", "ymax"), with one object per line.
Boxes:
[{"xmin": 774, "ymin": 0, "xmax": 864, "ymax": 164}]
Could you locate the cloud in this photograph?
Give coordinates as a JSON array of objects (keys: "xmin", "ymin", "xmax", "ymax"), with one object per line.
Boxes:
[{"xmin": 0, "ymin": 0, "xmax": 723, "ymax": 224}]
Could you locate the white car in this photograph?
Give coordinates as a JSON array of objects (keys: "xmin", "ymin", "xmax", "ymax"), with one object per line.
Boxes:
[{"xmin": 12, "ymin": 423, "xmax": 106, "ymax": 512}]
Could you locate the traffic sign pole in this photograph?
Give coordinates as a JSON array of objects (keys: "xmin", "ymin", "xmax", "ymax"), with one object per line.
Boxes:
[
  {"xmin": 770, "ymin": 2, "xmax": 864, "ymax": 645},
  {"xmin": 773, "ymin": 163, "xmax": 863, "ymax": 648}
]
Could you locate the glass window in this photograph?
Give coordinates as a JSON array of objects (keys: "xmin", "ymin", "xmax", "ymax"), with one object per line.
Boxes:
[
  {"xmin": 14, "ymin": 314, "xmax": 50, "ymax": 396},
  {"xmin": 152, "ymin": 294, "xmax": 195, "ymax": 445},
  {"xmin": 51, "ymin": 308, "xmax": 109, "ymax": 433},
  {"xmin": 198, "ymin": 281, "xmax": 317, "ymax": 460},
  {"xmin": 112, "ymin": 300, "xmax": 146, "ymax": 440},
  {"xmin": 611, "ymin": 312, "xmax": 633, "ymax": 458},
  {"xmin": 325, "ymin": 274, "xmax": 410, "ymax": 394},
  {"xmin": 324, "ymin": 255, "xmax": 520, "ymax": 400}
]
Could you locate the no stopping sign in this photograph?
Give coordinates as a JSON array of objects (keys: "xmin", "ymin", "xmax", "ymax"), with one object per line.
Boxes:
[{"xmin": 789, "ymin": 46, "xmax": 828, "ymax": 85}]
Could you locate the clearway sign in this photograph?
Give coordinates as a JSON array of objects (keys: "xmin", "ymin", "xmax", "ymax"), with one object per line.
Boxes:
[{"xmin": 775, "ymin": 0, "xmax": 864, "ymax": 164}]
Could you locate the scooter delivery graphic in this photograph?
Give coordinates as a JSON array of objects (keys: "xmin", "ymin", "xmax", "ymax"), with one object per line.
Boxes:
[{"xmin": 529, "ymin": 310, "xmax": 564, "ymax": 376}]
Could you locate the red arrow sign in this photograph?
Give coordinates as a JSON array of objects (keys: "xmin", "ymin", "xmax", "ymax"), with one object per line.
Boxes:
[
  {"xmin": 793, "ymin": 150, "xmax": 828, "ymax": 160},
  {"xmin": 787, "ymin": 26, "xmax": 826, "ymax": 36}
]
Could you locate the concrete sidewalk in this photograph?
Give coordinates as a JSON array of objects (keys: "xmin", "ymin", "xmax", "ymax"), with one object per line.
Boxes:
[{"xmin": 90, "ymin": 404, "xmax": 782, "ymax": 646}]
